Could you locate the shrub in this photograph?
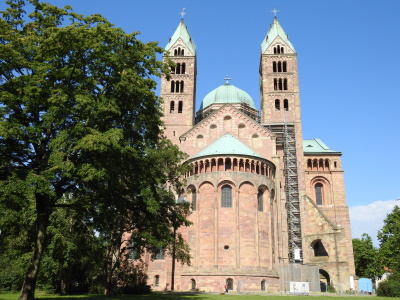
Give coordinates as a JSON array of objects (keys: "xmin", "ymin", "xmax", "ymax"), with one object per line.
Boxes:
[{"xmin": 377, "ymin": 272, "xmax": 400, "ymax": 297}]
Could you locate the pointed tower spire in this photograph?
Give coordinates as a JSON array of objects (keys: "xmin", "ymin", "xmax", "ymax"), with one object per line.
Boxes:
[
  {"xmin": 261, "ymin": 16, "xmax": 295, "ymax": 54},
  {"xmin": 165, "ymin": 15, "xmax": 196, "ymax": 55}
]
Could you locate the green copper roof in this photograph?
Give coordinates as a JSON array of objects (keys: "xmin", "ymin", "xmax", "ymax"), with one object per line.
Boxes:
[
  {"xmin": 165, "ymin": 20, "xmax": 196, "ymax": 55},
  {"xmin": 199, "ymin": 82, "xmax": 256, "ymax": 110},
  {"xmin": 192, "ymin": 133, "xmax": 263, "ymax": 160},
  {"xmin": 261, "ymin": 17, "xmax": 295, "ymax": 54},
  {"xmin": 303, "ymin": 139, "xmax": 341, "ymax": 154}
]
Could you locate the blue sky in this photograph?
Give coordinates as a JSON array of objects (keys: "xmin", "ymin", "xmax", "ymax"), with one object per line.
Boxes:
[{"xmin": 2, "ymin": 0, "xmax": 399, "ymax": 245}]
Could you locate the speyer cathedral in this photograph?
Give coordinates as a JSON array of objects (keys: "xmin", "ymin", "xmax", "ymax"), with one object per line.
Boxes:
[{"xmin": 134, "ymin": 14, "xmax": 356, "ymax": 293}]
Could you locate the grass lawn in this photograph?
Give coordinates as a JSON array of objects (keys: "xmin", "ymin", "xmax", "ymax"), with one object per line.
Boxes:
[{"xmin": 0, "ymin": 292, "xmax": 398, "ymax": 300}]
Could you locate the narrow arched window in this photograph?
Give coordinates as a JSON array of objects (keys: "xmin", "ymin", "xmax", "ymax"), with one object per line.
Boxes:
[
  {"xmin": 171, "ymin": 66, "xmax": 175, "ymax": 74},
  {"xmin": 283, "ymin": 61, "xmax": 287, "ymax": 72},
  {"xmin": 284, "ymin": 78, "xmax": 288, "ymax": 90},
  {"xmin": 178, "ymin": 101, "xmax": 183, "ymax": 113},
  {"xmin": 315, "ymin": 183, "xmax": 323, "ymax": 205},
  {"xmin": 274, "ymin": 78, "xmax": 278, "ymax": 90},
  {"xmin": 191, "ymin": 279, "xmax": 196, "ymax": 290},
  {"xmin": 225, "ymin": 159, "xmax": 231, "ymax": 171},
  {"xmin": 261, "ymin": 280, "xmax": 266, "ymax": 291},
  {"xmin": 182, "ymin": 63, "xmax": 186, "ymax": 74},
  {"xmin": 177, "ymin": 47, "xmax": 181, "ymax": 56},
  {"xmin": 171, "ymin": 81, "xmax": 175, "ymax": 93},
  {"xmin": 278, "ymin": 61, "xmax": 282, "ymax": 72},
  {"xmin": 273, "ymin": 47, "xmax": 277, "ymax": 54},
  {"xmin": 180, "ymin": 81, "xmax": 184, "ymax": 93},
  {"xmin": 174, "ymin": 49, "xmax": 177, "ymax": 56},
  {"xmin": 155, "ymin": 275, "xmax": 160, "ymax": 286},
  {"xmin": 221, "ymin": 185, "xmax": 232, "ymax": 207},
  {"xmin": 284, "ymin": 99, "xmax": 289, "ymax": 111},
  {"xmin": 273, "ymin": 61, "xmax": 277, "ymax": 72},
  {"xmin": 181, "ymin": 49, "xmax": 184, "ymax": 56},
  {"xmin": 278, "ymin": 78, "xmax": 283, "ymax": 90},
  {"xmin": 281, "ymin": 47, "xmax": 284, "ymax": 54},
  {"xmin": 192, "ymin": 190, "xmax": 196, "ymax": 211},
  {"xmin": 170, "ymin": 101, "xmax": 175, "ymax": 113},
  {"xmin": 176, "ymin": 63, "xmax": 181, "ymax": 74},
  {"xmin": 258, "ymin": 190, "xmax": 263, "ymax": 212},
  {"xmin": 275, "ymin": 99, "xmax": 280, "ymax": 111}
]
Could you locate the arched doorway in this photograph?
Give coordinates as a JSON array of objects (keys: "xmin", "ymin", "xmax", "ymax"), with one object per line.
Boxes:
[{"xmin": 319, "ymin": 269, "xmax": 330, "ymax": 292}]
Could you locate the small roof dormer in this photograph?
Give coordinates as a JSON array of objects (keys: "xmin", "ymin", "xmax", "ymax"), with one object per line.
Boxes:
[
  {"xmin": 165, "ymin": 19, "xmax": 196, "ymax": 56},
  {"xmin": 261, "ymin": 17, "xmax": 295, "ymax": 55}
]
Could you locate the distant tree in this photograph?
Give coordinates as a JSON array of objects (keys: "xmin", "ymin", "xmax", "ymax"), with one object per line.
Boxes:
[
  {"xmin": 378, "ymin": 205, "xmax": 400, "ymax": 271},
  {"xmin": 352, "ymin": 233, "xmax": 384, "ymax": 289},
  {"xmin": 0, "ymin": 1, "xmax": 190, "ymax": 299}
]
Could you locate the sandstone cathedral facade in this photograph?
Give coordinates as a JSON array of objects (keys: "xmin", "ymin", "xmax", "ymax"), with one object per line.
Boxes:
[{"xmin": 137, "ymin": 15, "xmax": 356, "ymax": 293}]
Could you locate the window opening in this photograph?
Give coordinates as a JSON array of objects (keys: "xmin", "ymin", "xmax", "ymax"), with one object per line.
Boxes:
[
  {"xmin": 182, "ymin": 63, "xmax": 186, "ymax": 74},
  {"xmin": 191, "ymin": 279, "xmax": 196, "ymax": 290},
  {"xmin": 226, "ymin": 278, "xmax": 233, "ymax": 290},
  {"xmin": 221, "ymin": 185, "xmax": 232, "ymax": 207},
  {"xmin": 170, "ymin": 101, "xmax": 175, "ymax": 113},
  {"xmin": 178, "ymin": 101, "xmax": 183, "ymax": 113},
  {"xmin": 171, "ymin": 81, "xmax": 175, "ymax": 93},
  {"xmin": 273, "ymin": 61, "xmax": 277, "ymax": 72},
  {"xmin": 275, "ymin": 99, "xmax": 280, "ymax": 111},
  {"xmin": 258, "ymin": 190, "xmax": 263, "ymax": 211},
  {"xmin": 153, "ymin": 249, "xmax": 165, "ymax": 260},
  {"xmin": 128, "ymin": 239, "xmax": 138, "ymax": 260},
  {"xmin": 261, "ymin": 280, "xmax": 266, "ymax": 291},
  {"xmin": 284, "ymin": 99, "xmax": 289, "ymax": 111},
  {"xmin": 192, "ymin": 190, "xmax": 196, "ymax": 211},
  {"xmin": 274, "ymin": 78, "xmax": 278, "ymax": 90},
  {"xmin": 278, "ymin": 61, "xmax": 282, "ymax": 72},
  {"xmin": 284, "ymin": 78, "xmax": 288, "ymax": 90},
  {"xmin": 155, "ymin": 275, "xmax": 160, "ymax": 286},
  {"xmin": 283, "ymin": 61, "xmax": 287, "ymax": 72},
  {"xmin": 313, "ymin": 240, "xmax": 328, "ymax": 256},
  {"xmin": 180, "ymin": 81, "xmax": 184, "ymax": 93},
  {"xmin": 315, "ymin": 183, "xmax": 323, "ymax": 205},
  {"xmin": 176, "ymin": 63, "xmax": 181, "ymax": 74}
]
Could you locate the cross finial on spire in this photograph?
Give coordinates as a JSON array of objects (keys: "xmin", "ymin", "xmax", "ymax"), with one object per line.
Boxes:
[
  {"xmin": 179, "ymin": 8, "xmax": 186, "ymax": 19},
  {"xmin": 271, "ymin": 8, "xmax": 279, "ymax": 17},
  {"xmin": 224, "ymin": 75, "xmax": 231, "ymax": 84}
]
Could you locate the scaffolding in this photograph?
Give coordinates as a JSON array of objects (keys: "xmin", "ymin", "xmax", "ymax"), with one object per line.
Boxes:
[{"xmin": 283, "ymin": 113, "xmax": 303, "ymax": 263}]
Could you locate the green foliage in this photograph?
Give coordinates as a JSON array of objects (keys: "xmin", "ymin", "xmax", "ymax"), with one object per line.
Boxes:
[
  {"xmin": 376, "ymin": 272, "xmax": 400, "ymax": 297},
  {"xmin": 378, "ymin": 205, "xmax": 400, "ymax": 271},
  {"xmin": 352, "ymin": 233, "xmax": 384, "ymax": 279},
  {"xmin": 0, "ymin": 0, "xmax": 188, "ymax": 298}
]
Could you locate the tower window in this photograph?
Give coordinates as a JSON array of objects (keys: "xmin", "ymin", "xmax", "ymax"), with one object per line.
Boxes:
[
  {"xmin": 182, "ymin": 63, "xmax": 186, "ymax": 74},
  {"xmin": 273, "ymin": 61, "xmax": 277, "ymax": 72},
  {"xmin": 283, "ymin": 61, "xmax": 287, "ymax": 72},
  {"xmin": 171, "ymin": 81, "xmax": 175, "ymax": 93},
  {"xmin": 274, "ymin": 78, "xmax": 278, "ymax": 90},
  {"xmin": 315, "ymin": 183, "xmax": 323, "ymax": 205},
  {"xmin": 180, "ymin": 80, "xmax": 184, "ymax": 93},
  {"xmin": 278, "ymin": 78, "xmax": 283, "ymax": 90},
  {"xmin": 258, "ymin": 190, "xmax": 263, "ymax": 212},
  {"xmin": 284, "ymin": 99, "xmax": 289, "ymax": 111},
  {"xmin": 170, "ymin": 101, "xmax": 175, "ymax": 113},
  {"xmin": 284, "ymin": 78, "xmax": 288, "ymax": 90},
  {"xmin": 275, "ymin": 99, "xmax": 280, "ymax": 111},
  {"xmin": 178, "ymin": 101, "xmax": 183, "ymax": 113},
  {"xmin": 175, "ymin": 47, "xmax": 185, "ymax": 56},
  {"xmin": 312, "ymin": 240, "xmax": 328, "ymax": 256},
  {"xmin": 176, "ymin": 63, "xmax": 181, "ymax": 74},
  {"xmin": 221, "ymin": 185, "xmax": 232, "ymax": 207},
  {"xmin": 278, "ymin": 61, "xmax": 282, "ymax": 72}
]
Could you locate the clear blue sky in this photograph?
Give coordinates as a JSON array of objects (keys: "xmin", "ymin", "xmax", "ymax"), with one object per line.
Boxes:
[{"xmin": 2, "ymin": 0, "xmax": 399, "ymax": 244}]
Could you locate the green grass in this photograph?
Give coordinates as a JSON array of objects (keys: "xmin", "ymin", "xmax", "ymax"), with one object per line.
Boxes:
[{"xmin": 1, "ymin": 293, "xmax": 399, "ymax": 300}]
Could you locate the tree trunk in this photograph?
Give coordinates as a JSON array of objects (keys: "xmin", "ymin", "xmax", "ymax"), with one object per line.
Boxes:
[{"xmin": 19, "ymin": 195, "xmax": 50, "ymax": 300}]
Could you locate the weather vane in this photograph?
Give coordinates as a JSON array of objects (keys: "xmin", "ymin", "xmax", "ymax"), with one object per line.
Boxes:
[
  {"xmin": 224, "ymin": 75, "xmax": 231, "ymax": 84},
  {"xmin": 271, "ymin": 8, "xmax": 279, "ymax": 17},
  {"xmin": 179, "ymin": 8, "xmax": 186, "ymax": 19}
]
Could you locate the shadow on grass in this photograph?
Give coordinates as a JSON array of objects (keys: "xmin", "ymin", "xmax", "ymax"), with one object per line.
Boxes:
[{"xmin": 32, "ymin": 292, "xmax": 219, "ymax": 300}]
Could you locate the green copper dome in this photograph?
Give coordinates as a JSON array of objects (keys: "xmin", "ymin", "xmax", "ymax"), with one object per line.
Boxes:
[{"xmin": 200, "ymin": 83, "xmax": 256, "ymax": 110}]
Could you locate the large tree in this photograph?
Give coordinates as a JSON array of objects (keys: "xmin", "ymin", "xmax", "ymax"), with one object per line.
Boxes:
[
  {"xmin": 378, "ymin": 205, "xmax": 400, "ymax": 271},
  {"xmin": 0, "ymin": 1, "xmax": 190, "ymax": 299},
  {"xmin": 352, "ymin": 233, "xmax": 384, "ymax": 289}
]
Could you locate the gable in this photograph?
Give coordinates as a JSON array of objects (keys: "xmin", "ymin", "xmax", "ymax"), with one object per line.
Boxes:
[{"xmin": 179, "ymin": 104, "xmax": 276, "ymax": 160}]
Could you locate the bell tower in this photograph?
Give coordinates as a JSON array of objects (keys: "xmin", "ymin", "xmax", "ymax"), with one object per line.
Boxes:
[{"xmin": 161, "ymin": 15, "xmax": 197, "ymax": 145}]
